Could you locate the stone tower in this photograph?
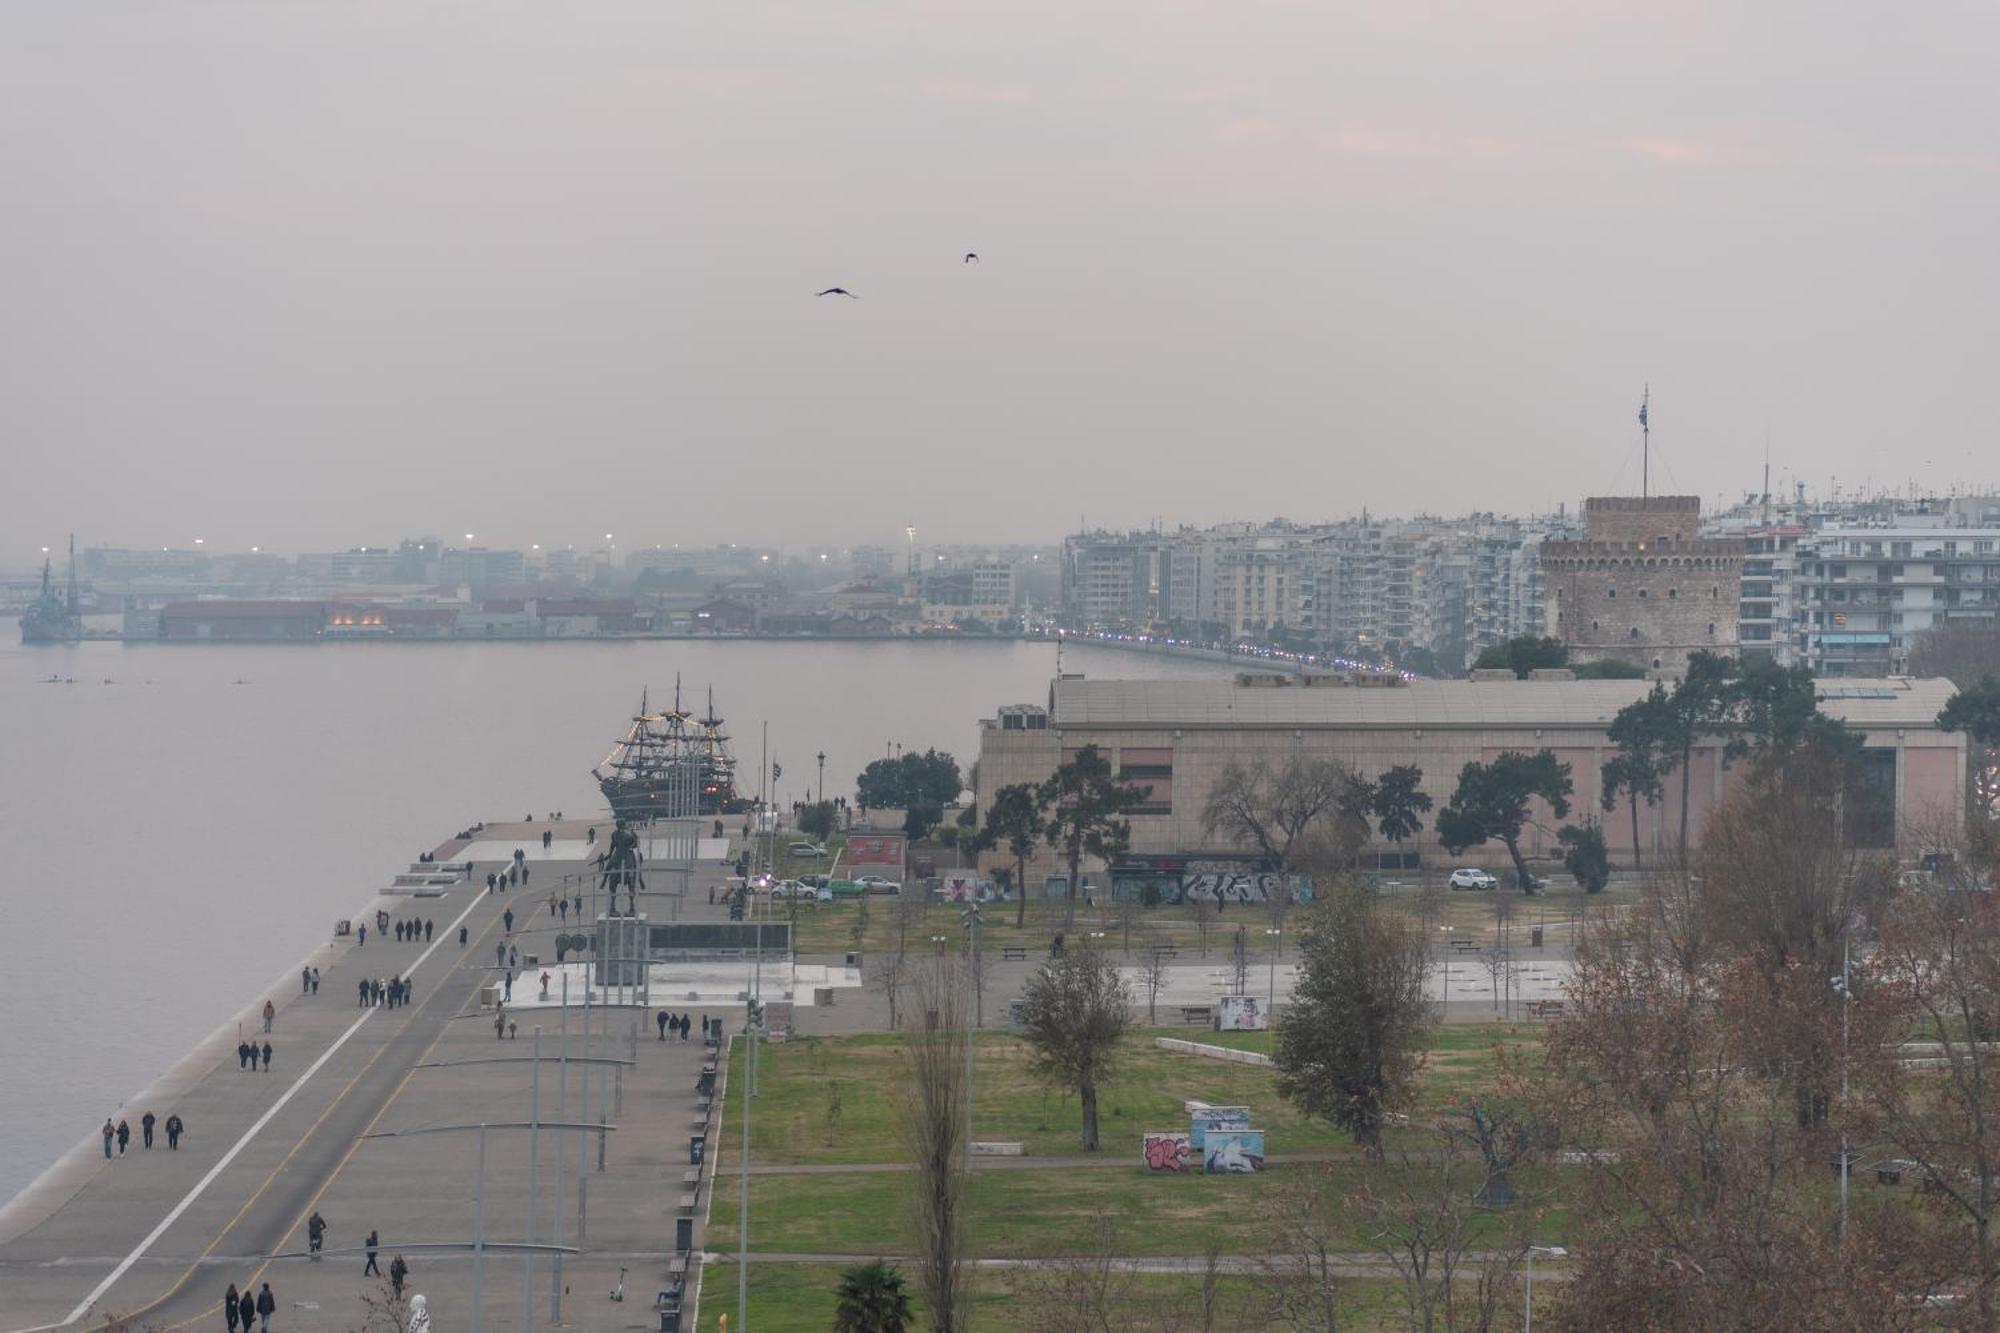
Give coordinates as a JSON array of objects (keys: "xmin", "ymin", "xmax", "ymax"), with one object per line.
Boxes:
[{"xmin": 1541, "ymin": 496, "xmax": 1743, "ymax": 674}]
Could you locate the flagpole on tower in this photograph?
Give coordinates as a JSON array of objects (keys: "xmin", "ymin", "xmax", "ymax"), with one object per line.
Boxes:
[{"xmin": 1639, "ymin": 385, "xmax": 1650, "ymax": 500}]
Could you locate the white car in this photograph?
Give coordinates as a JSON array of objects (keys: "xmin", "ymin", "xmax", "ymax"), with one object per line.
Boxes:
[
  {"xmin": 768, "ymin": 879, "xmax": 812, "ymax": 899},
  {"xmin": 1447, "ymin": 868, "xmax": 1499, "ymax": 891},
  {"xmin": 788, "ymin": 842, "xmax": 828, "ymax": 858},
  {"xmin": 854, "ymin": 875, "xmax": 901, "ymax": 894}
]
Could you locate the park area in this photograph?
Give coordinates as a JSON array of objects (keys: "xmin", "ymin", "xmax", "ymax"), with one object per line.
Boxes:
[{"xmin": 704, "ymin": 1024, "xmax": 1568, "ymax": 1331}]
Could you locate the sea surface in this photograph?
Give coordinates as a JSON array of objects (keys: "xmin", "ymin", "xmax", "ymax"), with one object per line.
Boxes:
[{"xmin": 0, "ymin": 635, "xmax": 1225, "ymax": 1204}]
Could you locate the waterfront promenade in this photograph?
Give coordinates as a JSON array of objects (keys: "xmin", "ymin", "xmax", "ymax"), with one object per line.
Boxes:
[{"xmin": 0, "ymin": 822, "xmax": 728, "ymax": 1333}]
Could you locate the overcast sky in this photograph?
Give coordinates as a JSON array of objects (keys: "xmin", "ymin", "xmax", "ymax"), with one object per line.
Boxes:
[{"xmin": 5, "ymin": 1, "xmax": 1997, "ymax": 557}]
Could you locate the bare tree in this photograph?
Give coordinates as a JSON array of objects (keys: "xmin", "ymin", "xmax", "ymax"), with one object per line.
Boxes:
[
  {"xmin": 896, "ymin": 959, "xmax": 973, "ymax": 1333},
  {"xmin": 1139, "ymin": 940, "xmax": 1170, "ymax": 1026},
  {"xmin": 1229, "ymin": 924, "xmax": 1251, "ymax": 995},
  {"xmin": 1005, "ymin": 1206, "xmax": 1136, "ymax": 1333},
  {"xmin": 1189, "ymin": 892, "xmax": 1216, "ymax": 957},
  {"xmin": 1017, "ymin": 942, "xmax": 1131, "ymax": 1151},
  {"xmin": 868, "ymin": 949, "xmax": 906, "ymax": 1031},
  {"xmin": 1257, "ymin": 1168, "xmax": 1349, "ymax": 1333},
  {"xmin": 1348, "ymin": 1119, "xmax": 1528, "ymax": 1333},
  {"xmin": 1202, "ymin": 755, "xmax": 1358, "ymax": 871}
]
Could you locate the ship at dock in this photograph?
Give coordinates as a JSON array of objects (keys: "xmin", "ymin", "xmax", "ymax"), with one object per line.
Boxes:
[
  {"xmin": 20, "ymin": 536, "xmax": 83, "ymax": 645},
  {"xmin": 593, "ymin": 681, "xmax": 744, "ymax": 821}
]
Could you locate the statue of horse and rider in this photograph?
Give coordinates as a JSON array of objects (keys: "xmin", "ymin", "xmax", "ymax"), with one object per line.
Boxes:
[{"xmin": 593, "ymin": 820, "xmax": 644, "ymax": 915}]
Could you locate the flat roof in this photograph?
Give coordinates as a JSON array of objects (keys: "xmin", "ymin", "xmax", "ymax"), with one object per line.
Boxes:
[{"xmin": 1046, "ymin": 675, "xmax": 1959, "ymax": 731}]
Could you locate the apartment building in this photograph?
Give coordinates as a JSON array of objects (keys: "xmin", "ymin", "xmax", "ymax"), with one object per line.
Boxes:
[{"xmin": 1794, "ymin": 522, "xmax": 2000, "ymax": 675}]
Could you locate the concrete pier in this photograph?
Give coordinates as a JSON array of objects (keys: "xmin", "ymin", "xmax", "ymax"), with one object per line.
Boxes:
[{"xmin": 0, "ymin": 820, "xmax": 731, "ymax": 1333}]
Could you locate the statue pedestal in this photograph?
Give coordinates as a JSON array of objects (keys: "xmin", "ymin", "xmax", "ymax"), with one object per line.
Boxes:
[{"xmin": 595, "ymin": 912, "xmax": 649, "ymax": 988}]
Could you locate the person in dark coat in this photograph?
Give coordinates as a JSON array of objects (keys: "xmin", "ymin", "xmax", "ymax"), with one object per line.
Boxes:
[
  {"xmin": 363, "ymin": 1229, "xmax": 380, "ymax": 1275},
  {"xmin": 141, "ymin": 1111, "xmax": 156, "ymax": 1149},
  {"xmin": 224, "ymin": 1283, "xmax": 241, "ymax": 1333},
  {"xmin": 261, "ymin": 1041, "xmax": 272, "ymax": 1071},
  {"xmin": 503, "ymin": 908, "xmax": 514, "ymax": 934},
  {"xmin": 116, "ymin": 1119, "xmax": 130, "ymax": 1155},
  {"xmin": 388, "ymin": 1254, "xmax": 408, "ymax": 1297},
  {"xmin": 310, "ymin": 967, "xmax": 320, "ymax": 994},
  {"xmin": 486, "ymin": 871, "xmax": 497, "ymax": 893},
  {"xmin": 102, "ymin": 1119, "xmax": 114, "ymax": 1158},
  {"xmin": 358, "ymin": 979, "xmax": 369, "ymax": 1008},
  {"xmin": 458, "ymin": 924, "xmax": 467, "ymax": 947},
  {"xmin": 238, "ymin": 1041, "xmax": 250, "ymax": 1070},
  {"xmin": 357, "ymin": 923, "xmax": 366, "ymax": 946},
  {"xmin": 246, "ymin": 1045, "xmax": 258, "ymax": 1072},
  {"xmin": 236, "ymin": 1289, "xmax": 255, "ymax": 1333},
  {"xmin": 681, "ymin": 1014, "xmax": 691, "ymax": 1040},
  {"xmin": 424, "ymin": 919, "xmax": 434, "ymax": 942},
  {"xmin": 657, "ymin": 1010, "xmax": 669, "ymax": 1040},
  {"xmin": 255, "ymin": 1283, "xmax": 275, "ymax": 1332},
  {"xmin": 165, "ymin": 1113, "xmax": 184, "ymax": 1149},
  {"xmin": 302, "ymin": 967, "xmax": 312, "ymax": 994},
  {"xmin": 308, "ymin": 1210, "xmax": 327, "ymax": 1259}
]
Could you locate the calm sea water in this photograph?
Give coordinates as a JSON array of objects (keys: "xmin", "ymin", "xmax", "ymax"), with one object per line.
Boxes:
[{"xmin": 0, "ymin": 636, "xmax": 1224, "ymax": 1202}]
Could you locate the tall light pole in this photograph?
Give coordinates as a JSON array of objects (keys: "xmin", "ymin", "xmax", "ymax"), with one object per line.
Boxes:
[
  {"xmin": 960, "ymin": 905, "xmax": 983, "ymax": 1182},
  {"xmin": 1266, "ymin": 926, "xmax": 1282, "ymax": 1009},
  {"xmin": 816, "ymin": 751, "xmax": 826, "ymax": 806}
]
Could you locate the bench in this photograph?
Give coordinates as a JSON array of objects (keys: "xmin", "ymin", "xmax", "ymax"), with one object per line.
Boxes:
[
  {"xmin": 1449, "ymin": 939, "xmax": 1481, "ymax": 955},
  {"xmin": 667, "ymin": 1257, "xmax": 688, "ymax": 1278},
  {"xmin": 1002, "ymin": 947, "xmax": 1028, "ymax": 962},
  {"xmin": 1179, "ymin": 1006, "xmax": 1215, "ymax": 1026},
  {"xmin": 1153, "ymin": 947, "xmax": 1180, "ymax": 960},
  {"xmin": 1527, "ymin": 1000, "xmax": 1566, "ymax": 1019},
  {"xmin": 676, "ymin": 1192, "xmax": 697, "ymax": 1214}
]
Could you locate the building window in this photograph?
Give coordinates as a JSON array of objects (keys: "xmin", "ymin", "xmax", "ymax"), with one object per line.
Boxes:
[
  {"xmin": 1638, "ymin": 588, "xmax": 1648, "ymax": 599},
  {"xmin": 1653, "ymin": 657, "xmax": 1663, "ymax": 669},
  {"xmin": 1668, "ymin": 588, "xmax": 1678, "ymax": 598},
  {"xmin": 1607, "ymin": 588, "xmax": 1616, "ymax": 599},
  {"xmin": 1708, "ymin": 622, "xmax": 1716, "ymax": 636},
  {"xmin": 1630, "ymin": 626, "xmax": 1640, "ymax": 638}
]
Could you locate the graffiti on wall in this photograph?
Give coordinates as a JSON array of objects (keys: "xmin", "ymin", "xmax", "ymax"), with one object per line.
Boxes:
[
  {"xmin": 1216, "ymin": 996, "xmax": 1267, "ymax": 1031},
  {"xmin": 1112, "ymin": 860, "xmax": 1314, "ymax": 906},
  {"xmin": 1143, "ymin": 1132, "xmax": 1191, "ymax": 1172},
  {"xmin": 1189, "ymin": 1107, "xmax": 1251, "ymax": 1149},
  {"xmin": 1203, "ymin": 1129, "xmax": 1266, "ymax": 1173}
]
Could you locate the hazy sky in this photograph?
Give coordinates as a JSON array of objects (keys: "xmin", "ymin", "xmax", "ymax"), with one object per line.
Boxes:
[{"xmin": 5, "ymin": 1, "xmax": 1997, "ymax": 556}]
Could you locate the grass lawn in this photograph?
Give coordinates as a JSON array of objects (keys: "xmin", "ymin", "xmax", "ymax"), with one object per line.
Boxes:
[
  {"xmin": 707, "ymin": 1164, "xmax": 1568, "ymax": 1257},
  {"xmin": 716, "ymin": 1024, "xmax": 1547, "ymax": 1167},
  {"xmin": 713, "ymin": 1262, "xmax": 1410, "ymax": 1332}
]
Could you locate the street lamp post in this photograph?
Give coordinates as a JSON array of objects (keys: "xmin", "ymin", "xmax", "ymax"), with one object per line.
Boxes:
[
  {"xmin": 816, "ymin": 751, "xmax": 826, "ymax": 806},
  {"xmin": 1524, "ymin": 1245, "xmax": 1566, "ymax": 1331}
]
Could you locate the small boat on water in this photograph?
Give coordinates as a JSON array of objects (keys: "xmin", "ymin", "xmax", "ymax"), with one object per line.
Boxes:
[{"xmin": 593, "ymin": 680, "xmax": 743, "ymax": 821}]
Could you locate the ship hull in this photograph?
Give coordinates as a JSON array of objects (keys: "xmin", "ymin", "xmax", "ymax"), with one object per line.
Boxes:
[{"xmin": 598, "ymin": 773, "xmax": 743, "ymax": 821}]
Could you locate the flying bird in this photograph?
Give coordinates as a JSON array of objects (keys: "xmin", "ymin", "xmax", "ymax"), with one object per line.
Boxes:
[
  {"xmin": 816, "ymin": 287, "xmax": 859, "ymax": 298},
  {"xmin": 964, "ymin": 252, "xmax": 979, "ymax": 264}
]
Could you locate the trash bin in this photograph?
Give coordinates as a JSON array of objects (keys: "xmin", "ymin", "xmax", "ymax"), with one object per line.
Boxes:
[
  {"xmin": 675, "ymin": 1215, "xmax": 694, "ymax": 1253},
  {"xmin": 660, "ymin": 1306, "xmax": 681, "ymax": 1333},
  {"xmin": 845, "ymin": 951, "xmax": 859, "ymax": 968},
  {"xmin": 1530, "ymin": 926, "xmax": 1544, "ymax": 948}
]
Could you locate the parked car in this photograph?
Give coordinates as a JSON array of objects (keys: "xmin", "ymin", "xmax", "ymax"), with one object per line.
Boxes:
[
  {"xmin": 797, "ymin": 873, "xmax": 830, "ymax": 889},
  {"xmin": 788, "ymin": 841, "xmax": 828, "ymax": 858},
  {"xmin": 855, "ymin": 874, "xmax": 902, "ymax": 894},
  {"xmin": 769, "ymin": 879, "xmax": 815, "ymax": 900},
  {"xmin": 1447, "ymin": 868, "xmax": 1499, "ymax": 891}
]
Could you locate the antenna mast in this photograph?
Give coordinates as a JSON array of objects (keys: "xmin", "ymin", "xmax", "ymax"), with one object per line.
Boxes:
[{"xmin": 1639, "ymin": 386, "xmax": 1651, "ymax": 500}]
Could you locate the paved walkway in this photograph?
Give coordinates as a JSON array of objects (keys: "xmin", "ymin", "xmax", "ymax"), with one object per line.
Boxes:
[{"xmin": 0, "ymin": 823, "xmax": 738, "ymax": 1333}]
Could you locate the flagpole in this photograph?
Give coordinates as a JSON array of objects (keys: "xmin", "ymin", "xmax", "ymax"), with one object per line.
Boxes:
[{"xmin": 1640, "ymin": 384, "xmax": 1650, "ymax": 500}]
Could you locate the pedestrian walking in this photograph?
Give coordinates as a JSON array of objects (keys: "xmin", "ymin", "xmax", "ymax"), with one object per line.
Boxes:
[
  {"xmin": 424, "ymin": 919, "xmax": 433, "ymax": 942},
  {"xmin": 307, "ymin": 1210, "xmax": 327, "ymax": 1260},
  {"xmin": 102, "ymin": 1119, "xmax": 114, "ymax": 1159},
  {"xmin": 681, "ymin": 1013, "xmax": 691, "ymax": 1040},
  {"xmin": 503, "ymin": 908, "xmax": 514, "ymax": 934},
  {"xmin": 238, "ymin": 1041, "xmax": 250, "ymax": 1070},
  {"xmin": 363, "ymin": 1229, "xmax": 380, "ymax": 1275},
  {"xmin": 302, "ymin": 967, "xmax": 312, "ymax": 994},
  {"xmin": 508, "ymin": 1019, "xmax": 518, "ymax": 1040},
  {"xmin": 494, "ymin": 1010, "xmax": 506, "ymax": 1040},
  {"xmin": 395, "ymin": 921, "xmax": 404, "ymax": 943},
  {"xmin": 310, "ymin": 967, "xmax": 320, "ymax": 994},
  {"xmin": 547, "ymin": 893, "xmax": 557, "ymax": 918},
  {"xmin": 236, "ymin": 1290, "xmax": 255, "ymax": 1333},
  {"xmin": 357, "ymin": 924, "xmax": 366, "ymax": 946},
  {"xmin": 508, "ymin": 946, "xmax": 518, "ymax": 969},
  {"xmin": 224, "ymin": 1283, "xmax": 241, "ymax": 1333},
  {"xmin": 388, "ymin": 1254, "xmax": 408, "ymax": 1297},
  {"xmin": 141, "ymin": 1111, "xmax": 156, "ymax": 1149},
  {"xmin": 247, "ymin": 1045, "xmax": 259, "ymax": 1072},
  {"xmin": 503, "ymin": 972, "xmax": 513, "ymax": 1002},
  {"xmin": 657, "ymin": 1010, "xmax": 668, "ymax": 1040},
  {"xmin": 261, "ymin": 1041, "xmax": 272, "ymax": 1071},
  {"xmin": 116, "ymin": 1119, "xmax": 130, "ymax": 1155},
  {"xmin": 573, "ymin": 891, "xmax": 583, "ymax": 917},
  {"xmin": 543, "ymin": 829, "xmax": 552, "ymax": 848},
  {"xmin": 358, "ymin": 979, "xmax": 369, "ymax": 1008},
  {"xmin": 559, "ymin": 899, "xmax": 568, "ymax": 923},
  {"xmin": 256, "ymin": 1283, "xmax": 275, "ymax": 1332},
  {"xmin": 165, "ymin": 1113, "xmax": 183, "ymax": 1149},
  {"xmin": 486, "ymin": 871, "xmax": 497, "ymax": 893},
  {"xmin": 262, "ymin": 1000, "xmax": 275, "ymax": 1033},
  {"xmin": 496, "ymin": 941, "xmax": 506, "ymax": 967},
  {"xmin": 458, "ymin": 925, "xmax": 467, "ymax": 947}
]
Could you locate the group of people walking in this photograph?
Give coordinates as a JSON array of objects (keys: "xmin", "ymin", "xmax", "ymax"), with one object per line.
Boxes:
[
  {"xmin": 236, "ymin": 1039, "xmax": 275, "ymax": 1071},
  {"xmin": 221, "ymin": 1281, "xmax": 276, "ymax": 1333},
  {"xmin": 391, "ymin": 917, "xmax": 433, "ymax": 944},
  {"xmin": 655, "ymin": 1009, "xmax": 697, "ymax": 1041},
  {"xmin": 357, "ymin": 976, "xmax": 413, "ymax": 1008},
  {"xmin": 102, "ymin": 1110, "xmax": 184, "ymax": 1156}
]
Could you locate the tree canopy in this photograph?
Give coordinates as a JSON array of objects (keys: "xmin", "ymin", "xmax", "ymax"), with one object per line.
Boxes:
[
  {"xmin": 977, "ymin": 783, "xmax": 1046, "ymax": 928},
  {"xmin": 1200, "ymin": 756, "xmax": 1353, "ymax": 871},
  {"xmin": 1016, "ymin": 943, "xmax": 1130, "ymax": 1151},
  {"xmin": 1040, "ymin": 744, "xmax": 1142, "ymax": 926},
  {"xmin": 1435, "ymin": 749, "xmax": 1573, "ymax": 892},
  {"xmin": 855, "ymin": 749, "xmax": 964, "ymax": 810},
  {"xmin": 1470, "ymin": 635, "xmax": 1567, "ymax": 677}
]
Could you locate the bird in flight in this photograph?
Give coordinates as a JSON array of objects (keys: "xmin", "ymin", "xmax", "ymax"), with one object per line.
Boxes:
[
  {"xmin": 963, "ymin": 253, "xmax": 979, "ymax": 264},
  {"xmin": 816, "ymin": 287, "xmax": 859, "ymax": 298}
]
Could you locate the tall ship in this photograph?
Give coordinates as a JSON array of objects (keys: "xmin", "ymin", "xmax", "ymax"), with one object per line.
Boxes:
[
  {"xmin": 20, "ymin": 536, "xmax": 83, "ymax": 645},
  {"xmin": 593, "ymin": 681, "xmax": 743, "ymax": 821}
]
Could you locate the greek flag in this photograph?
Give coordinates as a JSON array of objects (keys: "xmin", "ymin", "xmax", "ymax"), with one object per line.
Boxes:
[{"xmin": 1638, "ymin": 400, "xmax": 1649, "ymax": 428}]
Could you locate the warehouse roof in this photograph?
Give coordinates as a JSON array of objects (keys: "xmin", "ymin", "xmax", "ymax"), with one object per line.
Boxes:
[{"xmin": 1047, "ymin": 674, "xmax": 1959, "ymax": 731}]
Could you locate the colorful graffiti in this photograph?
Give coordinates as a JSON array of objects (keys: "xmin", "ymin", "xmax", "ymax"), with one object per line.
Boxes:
[
  {"xmin": 1203, "ymin": 1129, "xmax": 1266, "ymax": 1173},
  {"xmin": 1111, "ymin": 861, "xmax": 1314, "ymax": 905},
  {"xmin": 1143, "ymin": 1132, "xmax": 1191, "ymax": 1172},
  {"xmin": 1189, "ymin": 1107, "xmax": 1251, "ymax": 1149}
]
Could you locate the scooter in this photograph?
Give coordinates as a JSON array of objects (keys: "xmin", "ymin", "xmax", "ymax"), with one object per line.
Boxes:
[{"xmin": 609, "ymin": 1266, "xmax": 627, "ymax": 1302}]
